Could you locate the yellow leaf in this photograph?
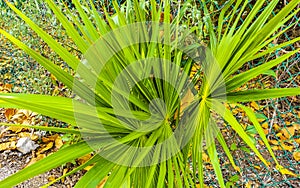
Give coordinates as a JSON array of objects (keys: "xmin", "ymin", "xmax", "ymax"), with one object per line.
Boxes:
[
  {"xmin": 273, "ymin": 124, "xmax": 280, "ymax": 131},
  {"xmin": 275, "ymin": 132, "xmax": 286, "ymax": 141},
  {"xmin": 268, "ymin": 140, "xmax": 279, "ymax": 145},
  {"xmin": 61, "ymin": 168, "xmax": 68, "ymax": 183},
  {"xmin": 0, "ymin": 141, "xmax": 16, "ymax": 151},
  {"xmin": 6, "ymin": 126, "xmax": 25, "ymax": 133},
  {"xmin": 234, "ymin": 166, "xmax": 241, "ymax": 172},
  {"xmin": 280, "ymin": 127, "xmax": 295, "ymax": 139},
  {"xmin": 276, "ymin": 165, "xmax": 297, "ymax": 177},
  {"xmin": 271, "ymin": 146, "xmax": 280, "ymax": 151},
  {"xmin": 293, "ymin": 152, "xmax": 300, "ymax": 161},
  {"xmin": 202, "ymin": 152, "xmax": 209, "ymax": 162},
  {"xmin": 48, "ymin": 175, "xmax": 56, "ymax": 182},
  {"xmin": 42, "ymin": 134, "xmax": 58, "ymax": 143},
  {"xmin": 17, "ymin": 132, "xmax": 38, "ymax": 141},
  {"xmin": 281, "ymin": 143, "xmax": 293, "ymax": 151},
  {"xmin": 254, "ymin": 165, "xmax": 261, "ymax": 170},
  {"xmin": 261, "ymin": 123, "xmax": 268, "ymax": 129},
  {"xmin": 27, "ymin": 154, "xmax": 46, "ymax": 166},
  {"xmin": 245, "ymin": 182, "xmax": 252, "ymax": 188},
  {"xmin": 55, "ymin": 135, "xmax": 63, "ymax": 149},
  {"xmin": 38, "ymin": 142, "xmax": 53, "ymax": 154},
  {"xmin": 250, "ymin": 101, "xmax": 259, "ymax": 110}
]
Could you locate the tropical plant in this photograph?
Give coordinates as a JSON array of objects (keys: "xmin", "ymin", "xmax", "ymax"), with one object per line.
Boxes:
[{"xmin": 0, "ymin": 0, "xmax": 299, "ymax": 187}]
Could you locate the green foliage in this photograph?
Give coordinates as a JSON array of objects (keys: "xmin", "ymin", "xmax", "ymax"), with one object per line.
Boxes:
[{"xmin": 0, "ymin": 0, "xmax": 299, "ymax": 187}]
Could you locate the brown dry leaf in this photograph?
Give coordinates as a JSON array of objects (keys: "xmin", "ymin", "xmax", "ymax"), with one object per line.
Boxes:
[
  {"xmin": 26, "ymin": 154, "xmax": 46, "ymax": 166},
  {"xmin": 4, "ymin": 109, "xmax": 16, "ymax": 120},
  {"xmin": 11, "ymin": 110, "xmax": 37, "ymax": 125},
  {"xmin": 276, "ymin": 164, "xmax": 297, "ymax": 177},
  {"xmin": 55, "ymin": 135, "xmax": 63, "ymax": 149},
  {"xmin": 0, "ymin": 141, "xmax": 16, "ymax": 151},
  {"xmin": 174, "ymin": 88, "xmax": 194, "ymax": 119},
  {"xmin": 42, "ymin": 134, "xmax": 58, "ymax": 143},
  {"xmin": 77, "ymin": 154, "xmax": 92, "ymax": 165},
  {"xmin": 0, "ymin": 83, "xmax": 13, "ymax": 93},
  {"xmin": 293, "ymin": 152, "xmax": 300, "ymax": 161},
  {"xmin": 250, "ymin": 101, "xmax": 259, "ymax": 110},
  {"xmin": 38, "ymin": 142, "xmax": 54, "ymax": 154}
]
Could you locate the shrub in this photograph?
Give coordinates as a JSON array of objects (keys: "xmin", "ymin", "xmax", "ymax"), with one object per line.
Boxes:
[{"xmin": 0, "ymin": 0, "xmax": 299, "ymax": 187}]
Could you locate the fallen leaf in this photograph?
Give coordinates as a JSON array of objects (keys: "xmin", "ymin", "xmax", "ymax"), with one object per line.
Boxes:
[
  {"xmin": 48, "ymin": 175, "xmax": 56, "ymax": 182},
  {"xmin": 245, "ymin": 182, "xmax": 252, "ymax": 188},
  {"xmin": 271, "ymin": 146, "xmax": 280, "ymax": 151},
  {"xmin": 273, "ymin": 124, "xmax": 280, "ymax": 131},
  {"xmin": 18, "ymin": 132, "xmax": 39, "ymax": 141},
  {"xmin": 293, "ymin": 152, "xmax": 300, "ymax": 161},
  {"xmin": 0, "ymin": 141, "xmax": 16, "ymax": 151},
  {"xmin": 6, "ymin": 126, "xmax": 26, "ymax": 133},
  {"xmin": 276, "ymin": 164, "xmax": 297, "ymax": 177},
  {"xmin": 4, "ymin": 109, "xmax": 16, "ymax": 120},
  {"xmin": 254, "ymin": 165, "xmax": 261, "ymax": 170},
  {"xmin": 268, "ymin": 140, "xmax": 279, "ymax": 145},
  {"xmin": 202, "ymin": 152, "xmax": 209, "ymax": 162},
  {"xmin": 280, "ymin": 127, "xmax": 295, "ymax": 139},
  {"xmin": 281, "ymin": 143, "xmax": 293, "ymax": 151},
  {"xmin": 27, "ymin": 154, "xmax": 46, "ymax": 166},
  {"xmin": 261, "ymin": 123, "xmax": 268, "ymax": 129},
  {"xmin": 275, "ymin": 132, "xmax": 286, "ymax": 140},
  {"xmin": 250, "ymin": 101, "xmax": 259, "ymax": 110},
  {"xmin": 62, "ymin": 168, "xmax": 68, "ymax": 183},
  {"xmin": 38, "ymin": 142, "xmax": 54, "ymax": 154},
  {"xmin": 42, "ymin": 134, "xmax": 58, "ymax": 143},
  {"xmin": 55, "ymin": 135, "xmax": 64, "ymax": 149}
]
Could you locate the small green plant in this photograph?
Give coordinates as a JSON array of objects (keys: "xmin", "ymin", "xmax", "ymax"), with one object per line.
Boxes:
[{"xmin": 0, "ymin": 0, "xmax": 299, "ymax": 187}]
